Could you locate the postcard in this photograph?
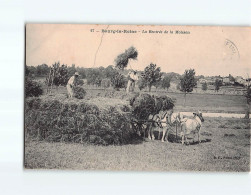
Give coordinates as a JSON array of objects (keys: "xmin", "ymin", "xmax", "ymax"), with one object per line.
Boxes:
[{"xmin": 25, "ymin": 24, "xmax": 250, "ymax": 171}]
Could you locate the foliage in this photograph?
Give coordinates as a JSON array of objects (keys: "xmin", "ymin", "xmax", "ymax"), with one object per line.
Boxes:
[
  {"xmin": 25, "ymin": 65, "xmax": 31, "ymax": 77},
  {"xmin": 36, "ymin": 64, "xmax": 50, "ymax": 76},
  {"xmin": 202, "ymin": 82, "xmax": 208, "ymax": 91},
  {"xmin": 86, "ymin": 68, "xmax": 103, "ymax": 86},
  {"xmin": 67, "ymin": 64, "xmax": 77, "ymax": 76},
  {"xmin": 180, "ymin": 69, "xmax": 196, "ymax": 105},
  {"xmin": 104, "ymin": 65, "xmax": 117, "ymax": 79},
  {"xmin": 114, "ymin": 46, "xmax": 138, "ymax": 70},
  {"xmin": 76, "ymin": 67, "xmax": 86, "ymax": 79},
  {"xmin": 26, "ymin": 65, "xmax": 37, "ymax": 77},
  {"xmin": 180, "ymin": 69, "xmax": 197, "ymax": 93},
  {"xmin": 73, "ymin": 86, "xmax": 86, "ymax": 99},
  {"xmin": 25, "ymin": 78, "xmax": 43, "ymax": 97},
  {"xmin": 111, "ymin": 72, "xmax": 126, "ymax": 90},
  {"xmin": 153, "ymin": 80, "xmax": 162, "ymax": 89},
  {"xmin": 141, "ymin": 63, "xmax": 162, "ymax": 92},
  {"xmin": 137, "ymin": 79, "xmax": 146, "ymax": 91},
  {"xmin": 101, "ymin": 78, "xmax": 111, "ymax": 88},
  {"xmin": 53, "ymin": 64, "xmax": 69, "ymax": 87},
  {"xmin": 214, "ymin": 79, "xmax": 223, "ymax": 92},
  {"xmin": 161, "ymin": 75, "xmax": 171, "ymax": 90}
]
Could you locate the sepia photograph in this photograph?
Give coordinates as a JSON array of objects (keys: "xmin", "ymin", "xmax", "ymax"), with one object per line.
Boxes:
[{"xmin": 24, "ymin": 24, "xmax": 251, "ymax": 172}]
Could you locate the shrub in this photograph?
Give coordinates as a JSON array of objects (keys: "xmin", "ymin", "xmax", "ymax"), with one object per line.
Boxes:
[
  {"xmin": 73, "ymin": 86, "xmax": 86, "ymax": 99},
  {"xmin": 25, "ymin": 78, "xmax": 43, "ymax": 97}
]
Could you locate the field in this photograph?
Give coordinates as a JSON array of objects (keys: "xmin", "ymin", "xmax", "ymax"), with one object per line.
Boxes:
[
  {"xmin": 25, "ymin": 117, "xmax": 250, "ymax": 171},
  {"xmin": 42, "ymin": 85, "xmax": 248, "ymax": 114},
  {"xmin": 25, "ymin": 84, "xmax": 250, "ymax": 172}
]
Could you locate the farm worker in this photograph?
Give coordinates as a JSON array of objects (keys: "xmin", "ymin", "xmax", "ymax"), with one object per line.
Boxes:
[
  {"xmin": 126, "ymin": 70, "xmax": 139, "ymax": 93},
  {"xmin": 67, "ymin": 72, "xmax": 79, "ymax": 98}
]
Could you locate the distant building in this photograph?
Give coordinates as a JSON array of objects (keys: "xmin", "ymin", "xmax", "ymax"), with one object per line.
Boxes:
[
  {"xmin": 235, "ymin": 76, "xmax": 249, "ymax": 86},
  {"xmin": 222, "ymin": 77, "xmax": 230, "ymax": 85}
]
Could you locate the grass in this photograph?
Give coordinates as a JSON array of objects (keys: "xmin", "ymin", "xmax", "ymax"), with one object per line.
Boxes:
[
  {"xmin": 43, "ymin": 86, "xmax": 248, "ymax": 114},
  {"xmin": 25, "ymin": 83, "xmax": 250, "ymax": 171},
  {"xmin": 25, "ymin": 117, "xmax": 250, "ymax": 172}
]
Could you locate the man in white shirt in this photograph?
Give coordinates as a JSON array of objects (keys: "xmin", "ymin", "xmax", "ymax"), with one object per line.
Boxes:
[
  {"xmin": 67, "ymin": 72, "xmax": 79, "ymax": 98},
  {"xmin": 126, "ymin": 70, "xmax": 139, "ymax": 93}
]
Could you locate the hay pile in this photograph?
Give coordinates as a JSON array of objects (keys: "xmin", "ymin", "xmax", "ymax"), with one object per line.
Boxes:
[
  {"xmin": 25, "ymin": 96, "xmax": 134, "ymax": 145},
  {"xmin": 73, "ymin": 86, "xmax": 86, "ymax": 99},
  {"xmin": 129, "ymin": 93, "xmax": 175, "ymax": 121},
  {"xmin": 25, "ymin": 93, "xmax": 175, "ymax": 145}
]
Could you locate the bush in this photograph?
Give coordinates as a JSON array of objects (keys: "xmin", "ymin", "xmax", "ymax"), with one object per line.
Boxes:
[
  {"xmin": 25, "ymin": 78, "xmax": 43, "ymax": 97},
  {"xmin": 73, "ymin": 86, "xmax": 86, "ymax": 99}
]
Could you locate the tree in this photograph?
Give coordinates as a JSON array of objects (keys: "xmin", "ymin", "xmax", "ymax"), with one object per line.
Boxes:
[
  {"xmin": 142, "ymin": 63, "xmax": 162, "ymax": 92},
  {"xmin": 111, "ymin": 72, "xmax": 126, "ymax": 90},
  {"xmin": 101, "ymin": 78, "xmax": 111, "ymax": 88},
  {"xmin": 214, "ymin": 79, "xmax": 223, "ymax": 92},
  {"xmin": 154, "ymin": 80, "xmax": 162, "ymax": 90},
  {"xmin": 86, "ymin": 68, "xmax": 104, "ymax": 86},
  {"xmin": 137, "ymin": 79, "xmax": 146, "ymax": 91},
  {"xmin": 68, "ymin": 64, "xmax": 77, "ymax": 76},
  {"xmin": 76, "ymin": 67, "xmax": 86, "ymax": 79},
  {"xmin": 114, "ymin": 46, "xmax": 138, "ymax": 70},
  {"xmin": 26, "ymin": 65, "xmax": 36, "ymax": 77},
  {"xmin": 202, "ymin": 82, "xmax": 208, "ymax": 91},
  {"xmin": 161, "ymin": 75, "xmax": 171, "ymax": 90},
  {"xmin": 180, "ymin": 69, "xmax": 196, "ymax": 105},
  {"xmin": 36, "ymin": 64, "xmax": 50, "ymax": 76},
  {"xmin": 104, "ymin": 65, "xmax": 117, "ymax": 79},
  {"xmin": 53, "ymin": 64, "xmax": 69, "ymax": 87}
]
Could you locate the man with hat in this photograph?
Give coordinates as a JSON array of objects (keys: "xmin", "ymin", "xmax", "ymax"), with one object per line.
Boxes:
[{"xmin": 67, "ymin": 72, "xmax": 79, "ymax": 98}]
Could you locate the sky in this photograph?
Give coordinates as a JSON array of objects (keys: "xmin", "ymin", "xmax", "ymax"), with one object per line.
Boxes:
[{"xmin": 26, "ymin": 24, "xmax": 251, "ymax": 77}]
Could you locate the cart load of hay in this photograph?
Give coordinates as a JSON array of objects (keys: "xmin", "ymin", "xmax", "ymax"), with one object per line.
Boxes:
[
  {"xmin": 25, "ymin": 95, "xmax": 134, "ymax": 145},
  {"xmin": 129, "ymin": 93, "xmax": 175, "ymax": 121},
  {"xmin": 25, "ymin": 93, "xmax": 175, "ymax": 145}
]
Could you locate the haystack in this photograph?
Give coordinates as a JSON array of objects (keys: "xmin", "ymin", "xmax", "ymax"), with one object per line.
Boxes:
[
  {"xmin": 129, "ymin": 93, "xmax": 175, "ymax": 121},
  {"xmin": 25, "ymin": 96, "xmax": 135, "ymax": 146}
]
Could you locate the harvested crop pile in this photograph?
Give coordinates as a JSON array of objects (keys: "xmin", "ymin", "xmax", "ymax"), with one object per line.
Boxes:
[
  {"xmin": 73, "ymin": 86, "xmax": 86, "ymax": 99},
  {"xmin": 25, "ymin": 96, "xmax": 135, "ymax": 145},
  {"xmin": 129, "ymin": 93, "xmax": 175, "ymax": 121}
]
